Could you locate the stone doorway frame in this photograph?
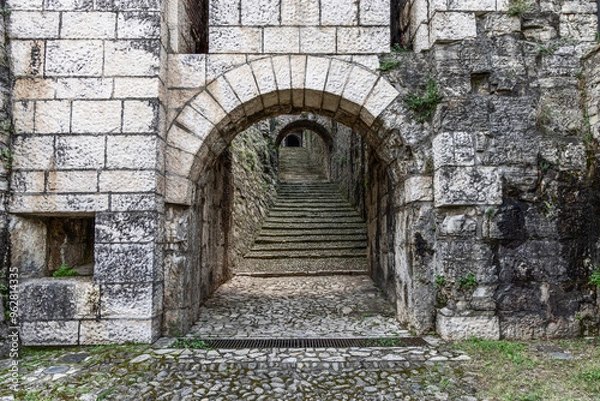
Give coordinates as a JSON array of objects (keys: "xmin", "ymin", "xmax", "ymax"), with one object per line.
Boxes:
[{"xmin": 163, "ymin": 55, "xmax": 437, "ymax": 336}]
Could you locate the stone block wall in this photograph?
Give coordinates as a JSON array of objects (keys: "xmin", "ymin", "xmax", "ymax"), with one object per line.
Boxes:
[
  {"xmin": 7, "ymin": 0, "xmax": 167, "ymax": 344},
  {"xmin": 163, "ymin": 150, "xmax": 233, "ymax": 336},
  {"xmin": 230, "ymin": 122, "xmax": 278, "ymax": 267},
  {"xmin": 168, "ymin": 0, "xmax": 391, "ymax": 54},
  {"xmin": 401, "ymin": 0, "xmax": 597, "ymax": 52},
  {"xmin": 379, "ymin": 0, "xmax": 600, "ymax": 338},
  {"xmin": 6, "ymin": 0, "xmax": 600, "ymax": 345},
  {"xmin": 0, "ymin": 8, "xmax": 10, "ymax": 358}
]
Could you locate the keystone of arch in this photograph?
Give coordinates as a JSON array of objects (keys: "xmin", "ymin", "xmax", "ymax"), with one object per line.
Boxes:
[{"xmin": 165, "ymin": 55, "xmax": 399, "ymax": 205}]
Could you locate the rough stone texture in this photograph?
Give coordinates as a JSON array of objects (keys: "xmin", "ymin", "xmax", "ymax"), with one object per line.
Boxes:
[
  {"xmin": 0, "ymin": 11, "xmax": 12, "ymax": 358},
  {"xmin": 230, "ymin": 122, "xmax": 278, "ymax": 267},
  {"xmin": 6, "ymin": 0, "xmax": 600, "ymax": 345}
]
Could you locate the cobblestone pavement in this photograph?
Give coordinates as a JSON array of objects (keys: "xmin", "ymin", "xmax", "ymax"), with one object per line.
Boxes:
[
  {"xmin": 0, "ymin": 276, "xmax": 482, "ymax": 400},
  {"xmin": 189, "ymin": 276, "xmax": 408, "ymax": 338}
]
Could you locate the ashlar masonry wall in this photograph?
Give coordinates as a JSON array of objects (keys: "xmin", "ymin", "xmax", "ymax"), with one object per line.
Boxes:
[
  {"xmin": 7, "ymin": 0, "xmax": 600, "ymax": 345},
  {"xmin": 8, "ymin": 0, "xmax": 167, "ymax": 344}
]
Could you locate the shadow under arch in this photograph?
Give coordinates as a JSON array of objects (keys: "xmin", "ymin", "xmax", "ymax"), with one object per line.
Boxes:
[{"xmin": 162, "ymin": 55, "xmax": 433, "ymax": 338}]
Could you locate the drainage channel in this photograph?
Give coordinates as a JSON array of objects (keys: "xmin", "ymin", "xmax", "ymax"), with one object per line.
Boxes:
[{"xmin": 174, "ymin": 337, "xmax": 429, "ymax": 349}]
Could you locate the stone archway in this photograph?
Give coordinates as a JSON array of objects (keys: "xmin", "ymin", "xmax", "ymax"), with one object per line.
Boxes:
[
  {"xmin": 164, "ymin": 56, "xmax": 400, "ymax": 205},
  {"xmin": 274, "ymin": 119, "xmax": 334, "ymax": 149},
  {"xmin": 162, "ymin": 55, "xmax": 434, "ymax": 336}
]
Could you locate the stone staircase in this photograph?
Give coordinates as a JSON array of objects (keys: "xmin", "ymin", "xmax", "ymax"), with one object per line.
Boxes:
[{"xmin": 235, "ymin": 147, "xmax": 368, "ymax": 275}]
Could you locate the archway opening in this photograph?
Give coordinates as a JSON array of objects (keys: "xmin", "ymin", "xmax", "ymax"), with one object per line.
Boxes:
[
  {"xmin": 164, "ymin": 113, "xmax": 402, "ymax": 337},
  {"xmin": 161, "ymin": 57, "xmax": 429, "ymax": 337},
  {"xmin": 283, "ymin": 133, "xmax": 302, "ymax": 147}
]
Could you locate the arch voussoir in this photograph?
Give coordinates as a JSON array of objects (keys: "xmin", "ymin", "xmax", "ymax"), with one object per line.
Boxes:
[
  {"xmin": 304, "ymin": 56, "xmax": 331, "ymax": 111},
  {"xmin": 249, "ymin": 57, "xmax": 279, "ymax": 109},
  {"xmin": 164, "ymin": 55, "xmax": 400, "ymax": 205}
]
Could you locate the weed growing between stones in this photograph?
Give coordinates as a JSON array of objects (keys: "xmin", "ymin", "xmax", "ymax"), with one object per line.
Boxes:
[
  {"xmin": 590, "ymin": 268, "xmax": 600, "ymax": 287},
  {"xmin": 458, "ymin": 272, "xmax": 477, "ymax": 290},
  {"xmin": 52, "ymin": 263, "xmax": 79, "ymax": 277},
  {"xmin": 0, "ymin": 146, "xmax": 11, "ymax": 170},
  {"xmin": 403, "ymin": 78, "xmax": 443, "ymax": 123},
  {"xmin": 506, "ymin": 0, "xmax": 531, "ymax": 16},
  {"xmin": 172, "ymin": 336, "xmax": 212, "ymax": 349},
  {"xmin": 377, "ymin": 58, "xmax": 400, "ymax": 72},
  {"xmin": 391, "ymin": 43, "xmax": 411, "ymax": 53}
]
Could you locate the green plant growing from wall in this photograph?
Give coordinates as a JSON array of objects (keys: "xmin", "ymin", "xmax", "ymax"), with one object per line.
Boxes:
[
  {"xmin": 506, "ymin": 0, "xmax": 531, "ymax": 16},
  {"xmin": 590, "ymin": 268, "xmax": 600, "ymax": 287},
  {"xmin": 52, "ymin": 263, "xmax": 79, "ymax": 277},
  {"xmin": 424, "ymin": 157, "xmax": 434, "ymax": 174},
  {"xmin": 458, "ymin": 271, "xmax": 478, "ymax": 290},
  {"xmin": 0, "ymin": 119, "xmax": 12, "ymax": 136},
  {"xmin": 403, "ymin": 78, "xmax": 444, "ymax": 123},
  {"xmin": 377, "ymin": 58, "xmax": 401, "ymax": 72},
  {"xmin": 435, "ymin": 275, "xmax": 446, "ymax": 289},
  {"xmin": 0, "ymin": 147, "xmax": 12, "ymax": 169},
  {"xmin": 391, "ymin": 43, "xmax": 411, "ymax": 53}
]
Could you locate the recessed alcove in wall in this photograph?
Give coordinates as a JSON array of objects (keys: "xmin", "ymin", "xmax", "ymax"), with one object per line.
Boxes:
[{"xmin": 11, "ymin": 215, "xmax": 95, "ymax": 278}]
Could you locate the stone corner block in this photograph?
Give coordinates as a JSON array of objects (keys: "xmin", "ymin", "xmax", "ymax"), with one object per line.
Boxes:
[
  {"xmin": 19, "ymin": 277, "xmax": 99, "ymax": 321},
  {"xmin": 430, "ymin": 12, "xmax": 477, "ymax": 43},
  {"xmin": 436, "ymin": 309, "xmax": 500, "ymax": 340},
  {"xmin": 20, "ymin": 320, "xmax": 80, "ymax": 346},
  {"xmin": 404, "ymin": 175, "xmax": 433, "ymax": 203},
  {"xmin": 79, "ymin": 317, "xmax": 160, "ymax": 344}
]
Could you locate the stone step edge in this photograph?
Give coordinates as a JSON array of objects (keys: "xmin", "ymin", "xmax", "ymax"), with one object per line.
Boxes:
[{"xmin": 233, "ymin": 269, "xmax": 368, "ymax": 277}]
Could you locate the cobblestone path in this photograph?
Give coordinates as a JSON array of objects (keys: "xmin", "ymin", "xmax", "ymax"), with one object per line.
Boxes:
[
  {"xmin": 189, "ymin": 276, "xmax": 404, "ymax": 338},
  {"xmin": 1, "ymin": 275, "xmax": 482, "ymax": 400}
]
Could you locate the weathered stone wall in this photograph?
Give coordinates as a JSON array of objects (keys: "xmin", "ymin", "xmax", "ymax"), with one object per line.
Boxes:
[
  {"xmin": 230, "ymin": 122, "xmax": 278, "ymax": 267},
  {"xmin": 400, "ymin": 0, "xmax": 597, "ymax": 52},
  {"xmin": 7, "ymin": 0, "xmax": 600, "ymax": 344},
  {"xmin": 0, "ymin": 5, "xmax": 10, "ymax": 358},
  {"xmin": 366, "ymin": 152, "xmax": 397, "ymax": 304},
  {"xmin": 329, "ymin": 123, "xmax": 368, "ymax": 219},
  {"xmin": 379, "ymin": 1, "xmax": 600, "ymax": 338},
  {"xmin": 8, "ymin": 0, "xmax": 167, "ymax": 344},
  {"xmin": 164, "ymin": 151, "xmax": 233, "ymax": 336},
  {"xmin": 168, "ymin": 0, "xmax": 390, "ymax": 54},
  {"xmin": 581, "ymin": 45, "xmax": 600, "ymax": 335},
  {"xmin": 304, "ymin": 129, "xmax": 329, "ymax": 178}
]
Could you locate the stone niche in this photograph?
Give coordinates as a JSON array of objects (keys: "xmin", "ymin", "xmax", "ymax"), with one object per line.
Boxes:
[{"xmin": 11, "ymin": 215, "xmax": 95, "ymax": 277}]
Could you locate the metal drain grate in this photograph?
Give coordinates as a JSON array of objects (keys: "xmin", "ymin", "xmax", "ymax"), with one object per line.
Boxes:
[{"xmin": 175, "ymin": 337, "xmax": 429, "ymax": 349}]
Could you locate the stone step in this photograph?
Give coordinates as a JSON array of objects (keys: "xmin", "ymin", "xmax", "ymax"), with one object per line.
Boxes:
[
  {"xmin": 255, "ymin": 234, "xmax": 367, "ymax": 243},
  {"xmin": 244, "ymin": 249, "xmax": 367, "ymax": 259},
  {"xmin": 235, "ymin": 257, "xmax": 368, "ymax": 274},
  {"xmin": 267, "ymin": 210, "xmax": 361, "ymax": 218},
  {"xmin": 250, "ymin": 241, "xmax": 366, "ymax": 252},
  {"xmin": 263, "ymin": 216, "xmax": 364, "ymax": 224},
  {"xmin": 275, "ymin": 193, "xmax": 343, "ymax": 200},
  {"xmin": 269, "ymin": 205, "xmax": 357, "ymax": 212},
  {"xmin": 270, "ymin": 203, "xmax": 356, "ymax": 210},
  {"xmin": 261, "ymin": 221, "xmax": 366, "ymax": 230},
  {"xmin": 257, "ymin": 228, "xmax": 367, "ymax": 236}
]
